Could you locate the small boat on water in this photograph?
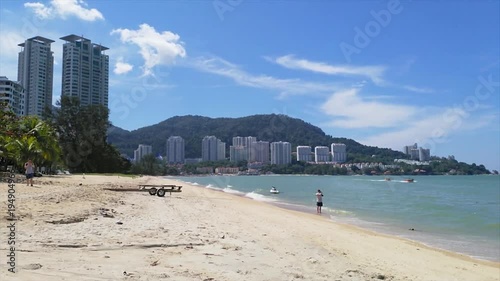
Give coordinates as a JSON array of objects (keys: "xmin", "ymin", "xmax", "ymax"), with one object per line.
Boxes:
[
  {"xmin": 270, "ymin": 186, "xmax": 280, "ymax": 194},
  {"xmin": 385, "ymin": 177, "xmax": 391, "ymax": 181},
  {"xmin": 403, "ymin": 178, "xmax": 414, "ymax": 183}
]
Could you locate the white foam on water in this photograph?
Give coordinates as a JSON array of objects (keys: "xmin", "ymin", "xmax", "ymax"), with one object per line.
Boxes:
[
  {"xmin": 245, "ymin": 192, "xmax": 278, "ymax": 202},
  {"xmin": 205, "ymin": 184, "xmax": 223, "ymax": 191},
  {"xmin": 222, "ymin": 187, "xmax": 245, "ymax": 195}
]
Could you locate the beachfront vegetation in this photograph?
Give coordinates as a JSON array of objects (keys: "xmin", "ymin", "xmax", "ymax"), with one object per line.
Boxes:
[
  {"xmin": 0, "ymin": 107, "xmax": 61, "ymax": 171},
  {"xmin": 44, "ymin": 96, "xmax": 130, "ymax": 173}
]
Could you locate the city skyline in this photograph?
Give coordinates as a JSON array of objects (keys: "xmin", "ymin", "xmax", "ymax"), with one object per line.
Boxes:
[{"xmin": 0, "ymin": 1, "xmax": 498, "ymax": 170}]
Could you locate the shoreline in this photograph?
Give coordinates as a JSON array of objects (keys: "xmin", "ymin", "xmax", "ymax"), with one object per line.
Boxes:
[
  {"xmin": 175, "ymin": 175, "xmax": 500, "ymax": 263},
  {"xmin": 0, "ymin": 174, "xmax": 498, "ymax": 280},
  {"xmin": 178, "ymin": 177, "xmax": 500, "ymax": 269}
]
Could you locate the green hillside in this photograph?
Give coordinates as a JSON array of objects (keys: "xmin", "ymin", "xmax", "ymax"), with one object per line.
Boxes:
[{"xmin": 107, "ymin": 114, "xmax": 407, "ymax": 164}]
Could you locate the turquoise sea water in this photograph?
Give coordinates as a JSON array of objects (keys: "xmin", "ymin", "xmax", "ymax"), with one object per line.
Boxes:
[{"xmin": 173, "ymin": 175, "xmax": 500, "ymax": 262}]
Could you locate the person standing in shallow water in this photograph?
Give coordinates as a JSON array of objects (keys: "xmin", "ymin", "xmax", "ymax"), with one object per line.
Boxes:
[
  {"xmin": 316, "ymin": 189, "xmax": 324, "ymax": 214},
  {"xmin": 24, "ymin": 159, "xmax": 35, "ymax": 186}
]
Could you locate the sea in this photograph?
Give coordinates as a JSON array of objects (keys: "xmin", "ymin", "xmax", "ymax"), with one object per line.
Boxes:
[{"xmin": 172, "ymin": 175, "xmax": 500, "ymax": 262}]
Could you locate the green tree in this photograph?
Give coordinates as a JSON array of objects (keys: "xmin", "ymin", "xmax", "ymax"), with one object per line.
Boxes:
[
  {"xmin": 1, "ymin": 111, "xmax": 61, "ymax": 170},
  {"xmin": 47, "ymin": 96, "xmax": 129, "ymax": 173}
]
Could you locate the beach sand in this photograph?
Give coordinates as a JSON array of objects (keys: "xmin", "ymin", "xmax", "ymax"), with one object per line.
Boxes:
[{"xmin": 0, "ymin": 174, "xmax": 498, "ymax": 281}]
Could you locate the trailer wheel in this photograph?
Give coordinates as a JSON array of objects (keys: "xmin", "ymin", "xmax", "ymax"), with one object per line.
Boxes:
[
  {"xmin": 157, "ymin": 188, "xmax": 166, "ymax": 197},
  {"xmin": 149, "ymin": 188, "xmax": 157, "ymax": 196}
]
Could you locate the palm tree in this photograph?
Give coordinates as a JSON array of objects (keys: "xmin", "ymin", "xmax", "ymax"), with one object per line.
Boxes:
[{"xmin": 4, "ymin": 115, "xmax": 61, "ymax": 171}]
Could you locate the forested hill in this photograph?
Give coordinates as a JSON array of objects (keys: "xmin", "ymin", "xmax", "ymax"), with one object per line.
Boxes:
[{"xmin": 107, "ymin": 114, "xmax": 407, "ymax": 163}]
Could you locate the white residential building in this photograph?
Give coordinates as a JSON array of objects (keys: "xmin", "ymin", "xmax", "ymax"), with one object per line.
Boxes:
[
  {"xmin": 404, "ymin": 143, "xmax": 418, "ymax": 155},
  {"xmin": 314, "ymin": 146, "xmax": 330, "ymax": 163},
  {"xmin": 249, "ymin": 141, "xmax": 270, "ymax": 163},
  {"xmin": 0, "ymin": 76, "xmax": 26, "ymax": 116},
  {"xmin": 134, "ymin": 144, "xmax": 152, "ymax": 163},
  {"xmin": 230, "ymin": 146, "xmax": 247, "ymax": 163},
  {"xmin": 270, "ymin": 141, "xmax": 291, "ymax": 165},
  {"xmin": 296, "ymin": 146, "xmax": 312, "ymax": 162},
  {"xmin": 218, "ymin": 141, "xmax": 226, "ymax": 160},
  {"xmin": 17, "ymin": 36, "xmax": 54, "ymax": 117},
  {"xmin": 331, "ymin": 143, "xmax": 347, "ymax": 163},
  {"xmin": 60, "ymin": 35, "xmax": 109, "ymax": 107},
  {"xmin": 231, "ymin": 136, "xmax": 257, "ymax": 161},
  {"xmin": 166, "ymin": 136, "xmax": 185, "ymax": 164},
  {"xmin": 202, "ymin": 136, "xmax": 224, "ymax": 162},
  {"xmin": 418, "ymin": 147, "xmax": 431, "ymax": 161}
]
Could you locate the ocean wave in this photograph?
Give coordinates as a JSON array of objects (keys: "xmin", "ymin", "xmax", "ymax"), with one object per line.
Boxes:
[
  {"xmin": 205, "ymin": 184, "xmax": 223, "ymax": 191},
  {"xmin": 245, "ymin": 192, "xmax": 278, "ymax": 202},
  {"xmin": 222, "ymin": 187, "xmax": 245, "ymax": 195}
]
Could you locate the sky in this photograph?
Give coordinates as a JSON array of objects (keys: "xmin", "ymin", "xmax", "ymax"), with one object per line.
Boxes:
[{"xmin": 0, "ymin": 0, "xmax": 499, "ymax": 171}]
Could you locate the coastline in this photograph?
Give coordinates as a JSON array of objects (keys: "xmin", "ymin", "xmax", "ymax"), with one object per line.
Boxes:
[{"xmin": 0, "ymin": 174, "xmax": 498, "ymax": 280}]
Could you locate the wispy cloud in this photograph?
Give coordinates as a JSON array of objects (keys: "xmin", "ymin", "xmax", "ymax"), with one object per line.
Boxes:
[
  {"xmin": 321, "ymin": 88, "xmax": 496, "ymax": 151},
  {"xmin": 24, "ymin": 0, "xmax": 104, "ymax": 21},
  {"xmin": 191, "ymin": 56, "xmax": 344, "ymax": 98},
  {"xmin": 113, "ymin": 57, "xmax": 134, "ymax": 75},
  {"xmin": 111, "ymin": 24, "xmax": 186, "ymax": 76},
  {"xmin": 402, "ymin": 85, "xmax": 435, "ymax": 93},
  {"xmin": 321, "ymin": 88, "xmax": 416, "ymax": 128},
  {"xmin": 272, "ymin": 55, "xmax": 386, "ymax": 85}
]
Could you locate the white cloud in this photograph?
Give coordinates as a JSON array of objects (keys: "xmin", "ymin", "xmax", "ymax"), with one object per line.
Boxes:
[
  {"xmin": 1, "ymin": 31, "xmax": 24, "ymax": 59},
  {"xmin": 192, "ymin": 56, "xmax": 344, "ymax": 98},
  {"xmin": 358, "ymin": 110, "xmax": 495, "ymax": 151},
  {"xmin": 24, "ymin": 0, "xmax": 104, "ymax": 21},
  {"xmin": 111, "ymin": 24, "xmax": 186, "ymax": 76},
  {"xmin": 321, "ymin": 88, "xmax": 416, "ymax": 128},
  {"xmin": 402, "ymin": 85, "xmax": 435, "ymax": 93},
  {"xmin": 320, "ymin": 88, "xmax": 496, "ymax": 151},
  {"xmin": 273, "ymin": 55, "xmax": 386, "ymax": 85},
  {"xmin": 114, "ymin": 57, "xmax": 134, "ymax": 75}
]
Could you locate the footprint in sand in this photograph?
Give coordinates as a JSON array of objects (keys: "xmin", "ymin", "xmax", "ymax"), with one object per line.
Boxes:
[{"xmin": 22, "ymin": 263, "xmax": 43, "ymax": 270}]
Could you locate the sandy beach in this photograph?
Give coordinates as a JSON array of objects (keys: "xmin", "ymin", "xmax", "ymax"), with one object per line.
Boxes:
[{"xmin": 0, "ymin": 174, "xmax": 498, "ymax": 281}]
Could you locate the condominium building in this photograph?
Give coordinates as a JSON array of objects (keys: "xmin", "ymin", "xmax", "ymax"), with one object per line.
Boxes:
[
  {"xmin": 331, "ymin": 143, "xmax": 347, "ymax": 163},
  {"xmin": 403, "ymin": 143, "xmax": 418, "ymax": 155},
  {"xmin": 202, "ymin": 136, "xmax": 224, "ymax": 162},
  {"xmin": 314, "ymin": 146, "xmax": 330, "ymax": 163},
  {"xmin": 231, "ymin": 136, "xmax": 257, "ymax": 161},
  {"xmin": 418, "ymin": 147, "xmax": 430, "ymax": 161},
  {"xmin": 60, "ymin": 35, "xmax": 109, "ymax": 107},
  {"xmin": 166, "ymin": 136, "xmax": 185, "ymax": 164},
  {"xmin": 230, "ymin": 146, "xmax": 247, "ymax": 163},
  {"xmin": 296, "ymin": 146, "xmax": 312, "ymax": 162},
  {"xmin": 134, "ymin": 144, "xmax": 152, "ymax": 163},
  {"xmin": 232, "ymin": 136, "xmax": 257, "ymax": 147},
  {"xmin": 218, "ymin": 141, "xmax": 226, "ymax": 160},
  {"xmin": 270, "ymin": 141, "xmax": 291, "ymax": 165},
  {"xmin": 17, "ymin": 36, "xmax": 54, "ymax": 117},
  {"xmin": 249, "ymin": 141, "xmax": 270, "ymax": 163},
  {"xmin": 0, "ymin": 76, "xmax": 26, "ymax": 116}
]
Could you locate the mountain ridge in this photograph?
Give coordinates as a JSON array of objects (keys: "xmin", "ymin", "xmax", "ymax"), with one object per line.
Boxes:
[{"xmin": 107, "ymin": 114, "xmax": 407, "ymax": 163}]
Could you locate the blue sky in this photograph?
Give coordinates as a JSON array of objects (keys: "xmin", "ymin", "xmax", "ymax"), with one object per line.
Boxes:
[{"xmin": 0, "ymin": 0, "xmax": 499, "ymax": 171}]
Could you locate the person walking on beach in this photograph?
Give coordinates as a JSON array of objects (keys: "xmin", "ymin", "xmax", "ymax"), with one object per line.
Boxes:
[
  {"xmin": 24, "ymin": 159, "xmax": 35, "ymax": 186},
  {"xmin": 316, "ymin": 189, "xmax": 324, "ymax": 214}
]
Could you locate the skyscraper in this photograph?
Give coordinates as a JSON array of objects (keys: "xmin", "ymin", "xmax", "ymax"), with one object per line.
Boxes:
[
  {"xmin": 60, "ymin": 35, "xmax": 109, "ymax": 107},
  {"xmin": 17, "ymin": 36, "xmax": 54, "ymax": 117},
  {"xmin": 296, "ymin": 146, "xmax": 312, "ymax": 162},
  {"xmin": 331, "ymin": 143, "xmax": 347, "ymax": 163},
  {"xmin": 0, "ymin": 76, "xmax": 26, "ymax": 116},
  {"xmin": 202, "ymin": 136, "xmax": 224, "ymax": 162},
  {"xmin": 270, "ymin": 141, "xmax": 291, "ymax": 165},
  {"xmin": 166, "ymin": 136, "xmax": 185, "ymax": 164},
  {"xmin": 134, "ymin": 144, "xmax": 152, "ymax": 163},
  {"xmin": 314, "ymin": 146, "xmax": 330, "ymax": 163},
  {"xmin": 249, "ymin": 141, "xmax": 270, "ymax": 163}
]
